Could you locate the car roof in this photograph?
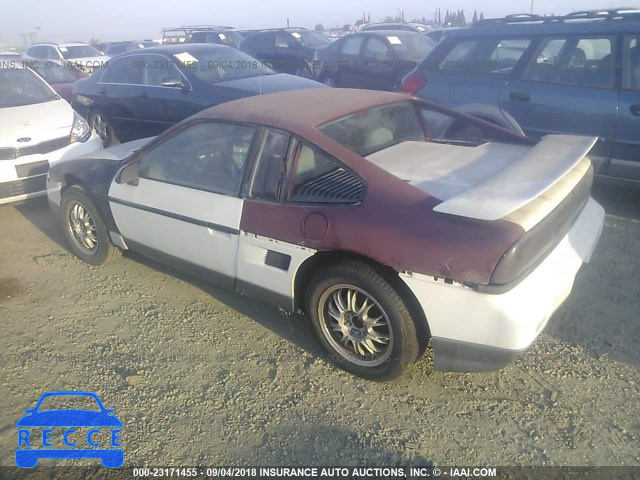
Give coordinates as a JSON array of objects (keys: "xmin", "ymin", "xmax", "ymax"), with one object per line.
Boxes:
[
  {"xmin": 115, "ymin": 43, "xmax": 234, "ymax": 57},
  {"xmin": 358, "ymin": 30, "xmax": 427, "ymax": 38},
  {"xmin": 196, "ymin": 88, "xmax": 411, "ymax": 131},
  {"xmin": 450, "ymin": 16, "xmax": 640, "ymax": 37}
]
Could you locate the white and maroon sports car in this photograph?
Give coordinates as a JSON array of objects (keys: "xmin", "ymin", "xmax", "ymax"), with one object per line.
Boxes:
[{"xmin": 47, "ymin": 89, "xmax": 605, "ymax": 380}]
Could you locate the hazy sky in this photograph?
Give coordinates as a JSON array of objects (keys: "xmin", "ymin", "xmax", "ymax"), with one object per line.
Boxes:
[{"xmin": 0, "ymin": 0, "xmax": 630, "ymax": 46}]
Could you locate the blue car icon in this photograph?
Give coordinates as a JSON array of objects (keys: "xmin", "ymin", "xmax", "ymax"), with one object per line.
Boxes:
[{"xmin": 16, "ymin": 391, "xmax": 123, "ymax": 468}]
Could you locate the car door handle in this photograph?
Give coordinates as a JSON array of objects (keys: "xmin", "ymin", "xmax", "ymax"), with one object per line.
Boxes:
[
  {"xmin": 630, "ymin": 104, "xmax": 640, "ymax": 116},
  {"xmin": 98, "ymin": 88, "xmax": 107, "ymax": 95},
  {"xmin": 136, "ymin": 91, "xmax": 149, "ymax": 98},
  {"xmin": 509, "ymin": 92, "xmax": 530, "ymax": 103}
]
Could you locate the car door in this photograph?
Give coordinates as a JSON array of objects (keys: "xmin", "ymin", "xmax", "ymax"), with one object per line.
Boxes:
[
  {"xmin": 138, "ymin": 53, "xmax": 199, "ymax": 134},
  {"xmin": 97, "ymin": 55, "xmax": 147, "ymax": 141},
  {"xmin": 611, "ymin": 35, "xmax": 640, "ymax": 180},
  {"xmin": 108, "ymin": 121, "xmax": 258, "ymax": 284},
  {"xmin": 249, "ymin": 32, "xmax": 278, "ymax": 70},
  {"xmin": 361, "ymin": 36, "xmax": 396, "ymax": 90},
  {"xmin": 500, "ymin": 35, "xmax": 619, "ymax": 174},
  {"xmin": 420, "ymin": 37, "xmax": 531, "ymax": 111}
]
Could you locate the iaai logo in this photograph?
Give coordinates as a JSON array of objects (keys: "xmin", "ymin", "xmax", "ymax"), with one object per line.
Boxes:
[{"xmin": 15, "ymin": 391, "xmax": 123, "ymax": 468}]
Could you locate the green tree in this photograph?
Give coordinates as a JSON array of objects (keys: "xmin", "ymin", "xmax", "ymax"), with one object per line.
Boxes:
[
  {"xmin": 472, "ymin": 10, "xmax": 478, "ymax": 23},
  {"xmin": 315, "ymin": 24, "xmax": 325, "ymax": 32}
]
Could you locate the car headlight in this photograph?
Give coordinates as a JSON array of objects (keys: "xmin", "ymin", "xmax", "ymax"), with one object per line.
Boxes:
[{"xmin": 70, "ymin": 112, "xmax": 91, "ymax": 143}]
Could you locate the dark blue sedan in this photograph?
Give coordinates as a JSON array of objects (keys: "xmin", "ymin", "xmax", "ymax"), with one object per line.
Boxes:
[{"xmin": 72, "ymin": 44, "xmax": 325, "ymax": 147}]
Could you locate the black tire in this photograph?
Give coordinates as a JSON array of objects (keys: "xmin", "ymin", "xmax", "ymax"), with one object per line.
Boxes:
[
  {"xmin": 60, "ymin": 186, "xmax": 121, "ymax": 266},
  {"xmin": 320, "ymin": 73, "xmax": 337, "ymax": 87},
  {"xmin": 88, "ymin": 109, "xmax": 118, "ymax": 148},
  {"xmin": 306, "ymin": 261, "xmax": 422, "ymax": 381}
]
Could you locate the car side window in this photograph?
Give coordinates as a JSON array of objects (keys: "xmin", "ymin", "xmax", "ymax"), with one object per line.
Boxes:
[
  {"xmin": 522, "ymin": 36, "xmax": 615, "ymax": 88},
  {"xmin": 623, "ymin": 36, "xmax": 640, "ymax": 90},
  {"xmin": 47, "ymin": 47, "xmax": 62, "ymax": 60},
  {"xmin": 249, "ymin": 130, "xmax": 291, "ymax": 201},
  {"xmin": 102, "ymin": 56, "xmax": 142, "ymax": 84},
  {"xmin": 341, "ymin": 36, "xmax": 364, "ymax": 56},
  {"xmin": 141, "ymin": 55, "xmax": 184, "ymax": 87},
  {"xmin": 439, "ymin": 38, "xmax": 531, "ymax": 74},
  {"xmin": 138, "ymin": 122, "xmax": 257, "ymax": 196},
  {"xmin": 276, "ymin": 32, "xmax": 295, "ymax": 49},
  {"xmin": 364, "ymin": 38, "xmax": 391, "ymax": 61},
  {"xmin": 289, "ymin": 144, "xmax": 363, "ymax": 204}
]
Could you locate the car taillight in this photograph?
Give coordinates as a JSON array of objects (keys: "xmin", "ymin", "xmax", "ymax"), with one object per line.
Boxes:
[{"xmin": 401, "ymin": 69, "xmax": 427, "ymax": 94}]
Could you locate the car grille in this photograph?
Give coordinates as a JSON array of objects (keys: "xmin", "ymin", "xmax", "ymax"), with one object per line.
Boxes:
[
  {"xmin": 0, "ymin": 137, "xmax": 70, "ymax": 161},
  {"xmin": 0, "ymin": 175, "xmax": 47, "ymax": 200}
]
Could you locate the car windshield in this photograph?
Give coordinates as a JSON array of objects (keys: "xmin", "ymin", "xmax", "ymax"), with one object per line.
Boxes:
[
  {"xmin": 31, "ymin": 61, "xmax": 77, "ymax": 84},
  {"xmin": 0, "ymin": 68, "xmax": 58, "ymax": 108},
  {"xmin": 290, "ymin": 31, "xmax": 331, "ymax": 48},
  {"xmin": 388, "ymin": 34, "xmax": 436, "ymax": 60},
  {"xmin": 37, "ymin": 395, "xmax": 101, "ymax": 412},
  {"xmin": 319, "ymin": 100, "xmax": 426, "ymax": 157},
  {"xmin": 173, "ymin": 48, "xmax": 274, "ymax": 84},
  {"xmin": 60, "ymin": 45, "xmax": 102, "ymax": 59}
]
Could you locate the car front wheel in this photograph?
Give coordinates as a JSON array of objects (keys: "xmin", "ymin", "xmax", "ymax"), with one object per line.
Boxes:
[
  {"xmin": 307, "ymin": 261, "xmax": 422, "ymax": 381},
  {"xmin": 60, "ymin": 186, "xmax": 121, "ymax": 265}
]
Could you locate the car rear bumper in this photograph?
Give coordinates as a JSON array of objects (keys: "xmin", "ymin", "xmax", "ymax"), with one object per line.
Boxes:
[
  {"xmin": 0, "ymin": 134, "xmax": 102, "ymax": 205},
  {"xmin": 400, "ymin": 197, "xmax": 605, "ymax": 372}
]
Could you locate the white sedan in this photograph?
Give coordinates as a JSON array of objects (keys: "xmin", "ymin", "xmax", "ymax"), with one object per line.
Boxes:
[{"xmin": 0, "ymin": 62, "xmax": 103, "ymax": 205}]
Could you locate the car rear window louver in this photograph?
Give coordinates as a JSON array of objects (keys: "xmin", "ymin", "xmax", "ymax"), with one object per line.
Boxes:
[{"xmin": 295, "ymin": 168, "xmax": 363, "ymax": 203}]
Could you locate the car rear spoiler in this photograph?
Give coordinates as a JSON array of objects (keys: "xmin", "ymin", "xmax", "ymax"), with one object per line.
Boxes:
[{"xmin": 432, "ymin": 135, "xmax": 598, "ymax": 221}]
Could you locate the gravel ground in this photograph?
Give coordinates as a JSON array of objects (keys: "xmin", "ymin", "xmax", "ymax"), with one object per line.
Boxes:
[{"xmin": 1, "ymin": 183, "xmax": 639, "ymax": 469}]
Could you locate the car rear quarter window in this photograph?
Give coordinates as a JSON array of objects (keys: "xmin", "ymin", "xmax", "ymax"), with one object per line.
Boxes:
[
  {"xmin": 439, "ymin": 38, "xmax": 531, "ymax": 75},
  {"xmin": 289, "ymin": 144, "xmax": 363, "ymax": 204},
  {"xmin": 522, "ymin": 36, "xmax": 616, "ymax": 88}
]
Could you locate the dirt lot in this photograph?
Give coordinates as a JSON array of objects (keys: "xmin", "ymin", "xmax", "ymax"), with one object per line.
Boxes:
[{"xmin": 1, "ymin": 183, "xmax": 639, "ymax": 469}]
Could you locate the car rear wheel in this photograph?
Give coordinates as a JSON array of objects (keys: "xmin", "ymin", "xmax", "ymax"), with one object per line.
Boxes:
[
  {"xmin": 61, "ymin": 186, "xmax": 121, "ymax": 266},
  {"xmin": 306, "ymin": 261, "xmax": 422, "ymax": 381},
  {"xmin": 320, "ymin": 74, "xmax": 337, "ymax": 87},
  {"xmin": 89, "ymin": 109, "xmax": 118, "ymax": 148}
]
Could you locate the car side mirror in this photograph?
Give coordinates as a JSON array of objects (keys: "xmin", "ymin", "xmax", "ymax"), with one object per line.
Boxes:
[{"xmin": 117, "ymin": 161, "xmax": 139, "ymax": 186}]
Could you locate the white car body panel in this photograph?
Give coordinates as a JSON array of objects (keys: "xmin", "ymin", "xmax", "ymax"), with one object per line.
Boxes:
[
  {"xmin": 237, "ymin": 232, "xmax": 316, "ymax": 301},
  {"xmin": 108, "ymin": 178, "xmax": 243, "ymax": 279},
  {"xmin": 400, "ymin": 197, "xmax": 604, "ymax": 352}
]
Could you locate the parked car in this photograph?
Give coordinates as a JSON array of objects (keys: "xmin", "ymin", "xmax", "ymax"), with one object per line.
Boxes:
[
  {"xmin": 72, "ymin": 44, "xmax": 324, "ymax": 147},
  {"xmin": 48, "ymin": 88, "xmax": 604, "ymax": 380},
  {"xmin": 314, "ymin": 30, "xmax": 436, "ymax": 90},
  {"xmin": 402, "ymin": 9, "xmax": 640, "ymax": 183},
  {"xmin": 103, "ymin": 40, "xmax": 157, "ymax": 56},
  {"xmin": 188, "ymin": 29, "xmax": 244, "ymax": 48},
  {"xmin": 240, "ymin": 28, "xmax": 331, "ymax": 76},
  {"xmin": 0, "ymin": 63, "xmax": 102, "ymax": 205},
  {"xmin": 359, "ymin": 22, "xmax": 432, "ymax": 33},
  {"xmin": 22, "ymin": 56, "xmax": 87, "ymax": 102},
  {"xmin": 25, "ymin": 42, "xmax": 109, "ymax": 74}
]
